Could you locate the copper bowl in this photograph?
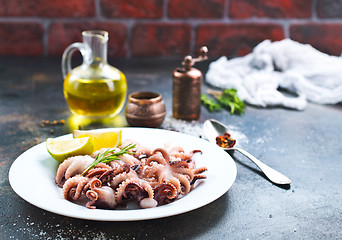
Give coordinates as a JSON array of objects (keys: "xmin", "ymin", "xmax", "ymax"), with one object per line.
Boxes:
[{"xmin": 125, "ymin": 92, "xmax": 166, "ymax": 128}]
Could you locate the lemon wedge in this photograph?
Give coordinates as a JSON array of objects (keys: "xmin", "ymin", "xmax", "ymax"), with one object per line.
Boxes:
[
  {"xmin": 46, "ymin": 137, "xmax": 94, "ymax": 162},
  {"xmin": 73, "ymin": 129, "xmax": 122, "ymax": 151}
]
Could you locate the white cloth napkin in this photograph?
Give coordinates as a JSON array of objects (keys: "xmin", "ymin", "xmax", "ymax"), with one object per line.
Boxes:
[{"xmin": 205, "ymin": 39, "xmax": 342, "ymax": 110}]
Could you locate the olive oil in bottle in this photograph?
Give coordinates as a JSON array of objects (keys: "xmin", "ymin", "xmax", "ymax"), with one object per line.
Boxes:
[
  {"xmin": 62, "ymin": 30, "xmax": 127, "ymax": 118},
  {"xmin": 63, "ymin": 65, "xmax": 127, "ymax": 118}
]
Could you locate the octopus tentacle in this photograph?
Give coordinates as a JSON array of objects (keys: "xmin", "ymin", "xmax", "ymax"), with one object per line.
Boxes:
[
  {"xmin": 169, "ymin": 160, "xmax": 189, "ymax": 168},
  {"xmin": 155, "ymin": 166, "xmax": 170, "ymax": 183},
  {"xmin": 118, "ymin": 154, "xmax": 140, "ymax": 165},
  {"xmin": 190, "ymin": 167, "xmax": 207, "ymax": 184},
  {"xmin": 83, "ymin": 177, "xmax": 99, "ymax": 193},
  {"xmin": 86, "ymin": 190, "xmax": 98, "ymax": 201},
  {"xmin": 193, "ymin": 166, "xmax": 208, "ymax": 174},
  {"xmin": 146, "ymin": 178, "xmax": 159, "ymax": 188},
  {"xmin": 121, "ymin": 139, "xmax": 153, "ymax": 157},
  {"xmin": 98, "ymin": 168, "xmax": 116, "ymax": 183},
  {"xmin": 135, "ymin": 144, "xmax": 153, "ymax": 157},
  {"xmin": 108, "ymin": 160, "xmax": 122, "ymax": 169},
  {"xmin": 55, "ymin": 158, "xmax": 73, "ymax": 187},
  {"xmin": 138, "ymin": 181, "xmax": 158, "ymax": 208},
  {"xmin": 164, "ymin": 144, "xmax": 184, "ymax": 155},
  {"xmin": 91, "ymin": 163, "xmax": 129, "ymax": 185},
  {"xmin": 123, "ymin": 182, "xmax": 148, "ymax": 202},
  {"xmin": 64, "ymin": 156, "xmax": 94, "ymax": 179},
  {"xmin": 153, "ymin": 148, "xmax": 170, "ymax": 162},
  {"xmin": 115, "ymin": 179, "xmax": 132, "ymax": 204},
  {"xmin": 86, "ymin": 168, "xmax": 109, "ymax": 178},
  {"xmin": 62, "ymin": 175, "xmax": 89, "ymax": 201},
  {"xmin": 153, "ymin": 182, "xmax": 178, "ymax": 205},
  {"xmin": 145, "ymin": 163, "xmax": 164, "ymax": 179},
  {"xmin": 139, "ymin": 181, "xmax": 154, "ymax": 199},
  {"xmin": 115, "ymin": 178, "xmax": 157, "ymax": 208},
  {"xmin": 172, "ymin": 173, "xmax": 191, "ymax": 195},
  {"xmin": 167, "ymin": 177, "xmax": 182, "ymax": 194},
  {"xmin": 111, "ymin": 170, "xmax": 136, "ymax": 189},
  {"xmin": 86, "ymin": 186, "xmax": 116, "ymax": 209},
  {"xmin": 55, "ymin": 155, "xmax": 93, "ymax": 187},
  {"xmin": 134, "ymin": 158, "xmax": 146, "ymax": 176},
  {"xmin": 86, "ymin": 201, "xmax": 96, "ymax": 209},
  {"xmin": 94, "ymin": 163, "xmax": 111, "ymax": 169},
  {"xmin": 171, "ymin": 167, "xmax": 194, "ymax": 181},
  {"xmin": 191, "ymin": 174, "xmax": 207, "ymax": 185},
  {"xmin": 90, "ymin": 178, "xmax": 102, "ymax": 189},
  {"xmin": 146, "ymin": 152, "xmax": 168, "ymax": 166},
  {"xmin": 191, "ymin": 149, "xmax": 202, "ymax": 155},
  {"xmin": 119, "ymin": 163, "xmax": 131, "ymax": 174}
]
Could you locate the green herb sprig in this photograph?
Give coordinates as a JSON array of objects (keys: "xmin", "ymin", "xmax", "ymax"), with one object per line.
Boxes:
[
  {"xmin": 201, "ymin": 94, "xmax": 222, "ymax": 112},
  {"xmin": 81, "ymin": 143, "xmax": 136, "ymax": 176},
  {"xmin": 201, "ymin": 88, "xmax": 246, "ymax": 115}
]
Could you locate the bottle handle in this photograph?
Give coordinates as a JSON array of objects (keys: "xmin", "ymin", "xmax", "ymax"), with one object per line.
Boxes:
[{"xmin": 61, "ymin": 42, "xmax": 91, "ymax": 79}]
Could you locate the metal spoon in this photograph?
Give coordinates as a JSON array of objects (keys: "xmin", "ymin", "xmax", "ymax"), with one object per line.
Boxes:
[{"xmin": 203, "ymin": 119, "xmax": 291, "ymax": 185}]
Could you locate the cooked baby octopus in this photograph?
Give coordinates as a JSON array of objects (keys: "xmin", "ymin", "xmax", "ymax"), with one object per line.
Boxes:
[{"xmin": 55, "ymin": 141, "xmax": 207, "ymax": 209}]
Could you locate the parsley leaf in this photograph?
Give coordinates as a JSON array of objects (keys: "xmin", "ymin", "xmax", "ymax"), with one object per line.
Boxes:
[
  {"xmin": 202, "ymin": 88, "xmax": 246, "ymax": 115},
  {"xmin": 201, "ymin": 94, "xmax": 222, "ymax": 112}
]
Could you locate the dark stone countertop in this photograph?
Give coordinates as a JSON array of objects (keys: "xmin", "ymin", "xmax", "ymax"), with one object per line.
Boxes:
[{"xmin": 0, "ymin": 57, "xmax": 341, "ymax": 239}]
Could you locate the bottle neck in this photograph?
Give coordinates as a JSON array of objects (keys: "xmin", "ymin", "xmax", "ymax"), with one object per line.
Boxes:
[{"xmin": 82, "ymin": 31, "xmax": 108, "ymax": 66}]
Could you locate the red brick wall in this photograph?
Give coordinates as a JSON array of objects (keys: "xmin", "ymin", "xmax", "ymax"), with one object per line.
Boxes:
[{"xmin": 0, "ymin": 0, "xmax": 341, "ymax": 58}]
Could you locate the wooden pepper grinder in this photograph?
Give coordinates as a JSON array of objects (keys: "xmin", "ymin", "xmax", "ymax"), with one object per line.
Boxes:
[{"xmin": 172, "ymin": 46, "xmax": 208, "ymax": 120}]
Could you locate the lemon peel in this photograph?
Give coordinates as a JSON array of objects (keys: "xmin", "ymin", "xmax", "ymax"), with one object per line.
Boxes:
[
  {"xmin": 73, "ymin": 129, "xmax": 122, "ymax": 151},
  {"xmin": 46, "ymin": 137, "xmax": 94, "ymax": 162}
]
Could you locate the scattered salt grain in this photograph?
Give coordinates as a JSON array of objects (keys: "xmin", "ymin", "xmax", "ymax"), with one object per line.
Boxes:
[
  {"xmin": 255, "ymin": 138, "xmax": 264, "ymax": 145},
  {"xmin": 161, "ymin": 115, "xmax": 204, "ymax": 138}
]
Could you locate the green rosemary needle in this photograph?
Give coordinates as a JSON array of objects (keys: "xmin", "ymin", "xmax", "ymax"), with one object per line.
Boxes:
[{"xmin": 81, "ymin": 143, "xmax": 136, "ymax": 176}]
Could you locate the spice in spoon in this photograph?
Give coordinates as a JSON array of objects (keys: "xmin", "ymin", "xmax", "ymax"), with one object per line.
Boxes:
[{"xmin": 216, "ymin": 132, "xmax": 236, "ymax": 148}]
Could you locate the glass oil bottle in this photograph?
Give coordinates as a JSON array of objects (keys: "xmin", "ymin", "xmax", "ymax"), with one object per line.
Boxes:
[{"xmin": 62, "ymin": 30, "xmax": 127, "ymax": 118}]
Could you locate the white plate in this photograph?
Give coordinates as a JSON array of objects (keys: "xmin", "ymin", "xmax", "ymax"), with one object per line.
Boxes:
[{"xmin": 9, "ymin": 128, "xmax": 236, "ymax": 221}]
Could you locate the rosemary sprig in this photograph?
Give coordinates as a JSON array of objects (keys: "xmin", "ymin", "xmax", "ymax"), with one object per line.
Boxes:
[{"xmin": 81, "ymin": 143, "xmax": 136, "ymax": 176}]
